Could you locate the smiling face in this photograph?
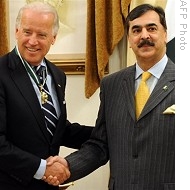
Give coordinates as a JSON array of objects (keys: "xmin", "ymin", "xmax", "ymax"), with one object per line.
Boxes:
[
  {"xmin": 128, "ymin": 10, "xmax": 167, "ymax": 68},
  {"xmin": 15, "ymin": 9, "xmax": 56, "ymax": 66}
]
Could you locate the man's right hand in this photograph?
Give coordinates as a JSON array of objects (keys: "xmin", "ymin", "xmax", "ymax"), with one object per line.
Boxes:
[{"xmin": 43, "ymin": 157, "xmax": 70, "ymax": 186}]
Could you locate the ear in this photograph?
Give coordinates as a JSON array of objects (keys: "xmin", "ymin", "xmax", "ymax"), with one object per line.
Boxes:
[
  {"xmin": 128, "ymin": 41, "xmax": 132, "ymax": 48},
  {"xmin": 51, "ymin": 35, "xmax": 57, "ymax": 45},
  {"xmin": 127, "ymin": 35, "xmax": 131, "ymax": 48},
  {"xmin": 15, "ymin": 28, "xmax": 19, "ymax": 39},
  {"xmin": 165, "ymin": 31, "xmax": 168, "ymax": 44}
]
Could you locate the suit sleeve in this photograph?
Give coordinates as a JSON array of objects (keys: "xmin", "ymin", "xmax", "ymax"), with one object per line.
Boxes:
[
  {"xmin": 0, "ymin": 72, "xmax": 41, "ymax": 186},
  {"xmin": 63, "ymin": 120, "xmax": 93, "ymax": 149},
  {"xmin": 64, "ymin": 81, "xmax": 109, "ymax": 181}
]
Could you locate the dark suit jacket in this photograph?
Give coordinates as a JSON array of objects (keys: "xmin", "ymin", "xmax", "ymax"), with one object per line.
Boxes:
[
  {"xmin": 66, "ymin": 59, "xmax": 175, "ymax": 190},
  {"xmin": 0, "ymin": 49, "xmax": 92, "ymax": 190}
]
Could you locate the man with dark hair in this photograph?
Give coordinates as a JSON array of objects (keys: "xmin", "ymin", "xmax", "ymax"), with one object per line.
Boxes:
[{"xmin": 46, "ymin": 4, "xmax": 175, "ymax": 190}]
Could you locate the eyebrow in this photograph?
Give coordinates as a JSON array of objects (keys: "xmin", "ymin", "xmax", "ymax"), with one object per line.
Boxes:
[{"xmin": 131, "ymin": 23, "xmax": 158, "ymax": 30}]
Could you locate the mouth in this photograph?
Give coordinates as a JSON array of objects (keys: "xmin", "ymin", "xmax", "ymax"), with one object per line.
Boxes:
[{"xmin": 27, "ymin": 47, "xmax": 39, "ymax": 52}]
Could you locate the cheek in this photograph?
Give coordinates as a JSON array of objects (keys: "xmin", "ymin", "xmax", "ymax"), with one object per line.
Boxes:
[
  {"xmin": 156, "ymin": 36, "xmax": 167, "ymax": 47},
  {"xmin": 15, "ymin": 31, "xmax": 25, "ymax": 42},
  {"xmin": 128, "ymin": 37, "xmax": 139, "ymax": 48},
  {"xmin": 160, "ymin": 31, "xmax": 167, "ymax": 44},
  {"xmin": 128, "ymin": 37, "xmax": 133, "ymax": 48}
]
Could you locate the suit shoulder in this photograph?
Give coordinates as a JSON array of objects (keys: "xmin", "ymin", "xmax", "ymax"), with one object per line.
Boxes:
[
  {"xmin": 45, "ymin": 58, "xmax": 66, "ymax": 76},
  {"xmin": 0, "ymin": 52, "xmax": 13, "ymax": 72},
  {"xmin": 102, "ymin": 65, "xmax": 135, "ymax": 82},
  {"xmin": 0, "ymin": 52, "xmax": 10, "ymax": 64}
]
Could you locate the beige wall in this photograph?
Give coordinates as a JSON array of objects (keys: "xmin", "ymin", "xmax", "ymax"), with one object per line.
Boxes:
[{"xmin": 60, "ymin": 76, "xmax": 110, "ymax": 189}]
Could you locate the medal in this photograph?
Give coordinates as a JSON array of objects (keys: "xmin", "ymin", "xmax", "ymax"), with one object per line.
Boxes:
[
  {"xmin": 39, "ymin": 85, "xmax": 48, "ymax": 104},
  {"xmin": 16, "ymin": 50, "xmax": 49, "ymax": 105},
  {"xmin": 41, "ymin": 90, "xmax": 48, "ymax": 104}
]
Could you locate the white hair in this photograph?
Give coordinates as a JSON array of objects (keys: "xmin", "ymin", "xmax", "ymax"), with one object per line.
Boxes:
[{"xmin": 16, "ymin": 1, "xmax": 59, "ymax": 36}]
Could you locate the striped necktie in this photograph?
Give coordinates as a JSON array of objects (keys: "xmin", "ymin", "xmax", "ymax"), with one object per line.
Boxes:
[
  {"xmin": 135, "ymin": 71, "xmax": 152, "ymax": 119},
  {"xmin": 35, "ymin": 66, "xmax": 58, "ymax": 139}
]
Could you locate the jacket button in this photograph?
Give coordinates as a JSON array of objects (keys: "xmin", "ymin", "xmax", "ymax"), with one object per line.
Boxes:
[{"xmin": 133, "ymin": 154, "xmax": 138, "ymax": 159}]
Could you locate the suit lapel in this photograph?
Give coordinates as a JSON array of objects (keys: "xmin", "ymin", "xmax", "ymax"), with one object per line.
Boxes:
[
  {"xmin": 121, "ymin": 60, "xmax": 175, "ymax": 121},
  {"xmin": 122, "ymin": 66, "xmax": 136, "ymax": 121},
  {"xmin": 139, "ymin": 60, "xmax": 175, "ymax": 119},
  {"xmin": 9, "ymin": 50, "xmax": 52, "ymax": 143}
]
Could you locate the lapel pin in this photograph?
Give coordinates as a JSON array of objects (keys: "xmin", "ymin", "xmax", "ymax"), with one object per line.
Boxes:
[
  {"xmin": 58, "ymin": 84, "xmax": 61, "ymax": 87},
  {"xmin": 163, "ymin": 85, "xmax": 168, "ymax": 91}
]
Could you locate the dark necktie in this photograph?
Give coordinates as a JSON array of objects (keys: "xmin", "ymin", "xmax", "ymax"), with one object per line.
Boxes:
[{"xmin": 35, "ymin": 66, "xmax": 58, "ymax": 139}]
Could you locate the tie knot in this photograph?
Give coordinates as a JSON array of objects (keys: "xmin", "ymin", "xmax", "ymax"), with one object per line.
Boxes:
[
  {"xmin": 141, "ymin": 72, "xmax": 151, "ymax": 82},
  {"xmin": 34, "ymin": 65, "xmax": 46, "ymax": 83},
  {"xmin": 35, "ymin": 65, "xmax": 46, "ymax": 75}
]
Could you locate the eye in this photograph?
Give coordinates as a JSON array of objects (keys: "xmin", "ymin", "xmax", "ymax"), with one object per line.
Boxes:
[
  {"xmin": 23, "ymin": 30, "xmax": 31, "ymax": 36},
  {"xmin": 134, "ymin": 29, "xmax": 141, "ymax": 33},
  {"xmin": 147, "ymin": 26, "xmax": 157, "ymax": 32},
  {"xmin": 38, "ymin": 33, "xmax": 47, "ymax": 39},
  {"xmin": 132, "ymin": 28, "xmax": 141, "ymax": 34},
  {"xmin": 39, "ymin": 34, "xmax": 46, "ymax": 37}
]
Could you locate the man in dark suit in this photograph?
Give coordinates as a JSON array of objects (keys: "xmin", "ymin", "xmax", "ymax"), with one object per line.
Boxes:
[
  {"xmin": 45, "ymin": 4, "xmax": 175, "ymax": 190},
  {"xmin": 0, "ymin": 2, "xmax": 92, "ymax": 190}
]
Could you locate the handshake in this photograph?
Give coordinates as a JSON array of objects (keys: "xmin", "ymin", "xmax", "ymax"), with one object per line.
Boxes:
[{"xmin": 42, "ymin": 156, "xmax": 71, "ymax": 187}]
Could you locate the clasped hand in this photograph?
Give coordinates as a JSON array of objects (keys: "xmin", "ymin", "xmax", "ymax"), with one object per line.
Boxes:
[{"xmin": 42, "ymin": 156, "xmax": 70, "ymax": 186}]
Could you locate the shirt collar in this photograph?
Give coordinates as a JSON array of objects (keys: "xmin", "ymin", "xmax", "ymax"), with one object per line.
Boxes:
[{"xmin": 135, "ymin": 54, "xmax": 168, "ymax": 80}]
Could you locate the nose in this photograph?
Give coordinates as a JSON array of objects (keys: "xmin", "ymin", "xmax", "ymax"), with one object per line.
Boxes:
[
  {"xmin": 28, "ymin": 34, "xmax": 38, "ymax": 45},
  {"xmin": 141, "ymin": 28, "xmax": 150, "ymax": 39}
]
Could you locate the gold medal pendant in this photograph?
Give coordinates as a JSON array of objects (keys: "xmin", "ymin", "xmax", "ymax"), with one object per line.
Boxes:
[
  {"xmin": 41, "ymin": 91, "xmax": 48, "ymax": 104},
  {"xmin": 39, "ymin": 85, "xmax": 48, "ymax": 104}
]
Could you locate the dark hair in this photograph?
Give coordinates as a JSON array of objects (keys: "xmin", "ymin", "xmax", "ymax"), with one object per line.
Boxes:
[{"xmin": 125, "ymin": 4, "xmax": 167, "ymax": 35}]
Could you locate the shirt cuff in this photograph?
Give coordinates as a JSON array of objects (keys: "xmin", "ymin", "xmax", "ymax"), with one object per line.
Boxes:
[{"xmin": 33, "ymin": 159, "xmax": 46, "ymax": 179}]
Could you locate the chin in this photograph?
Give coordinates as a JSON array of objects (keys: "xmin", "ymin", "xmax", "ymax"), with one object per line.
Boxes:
[{"xmin": 140, "ymin": 49, "xmax": 155, "ymax": 56}]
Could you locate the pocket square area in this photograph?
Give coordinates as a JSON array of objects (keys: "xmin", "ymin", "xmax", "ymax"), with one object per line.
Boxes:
[{"xmin": 163, "ymin": 104, "xmax": 175, "ymax": 114}]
